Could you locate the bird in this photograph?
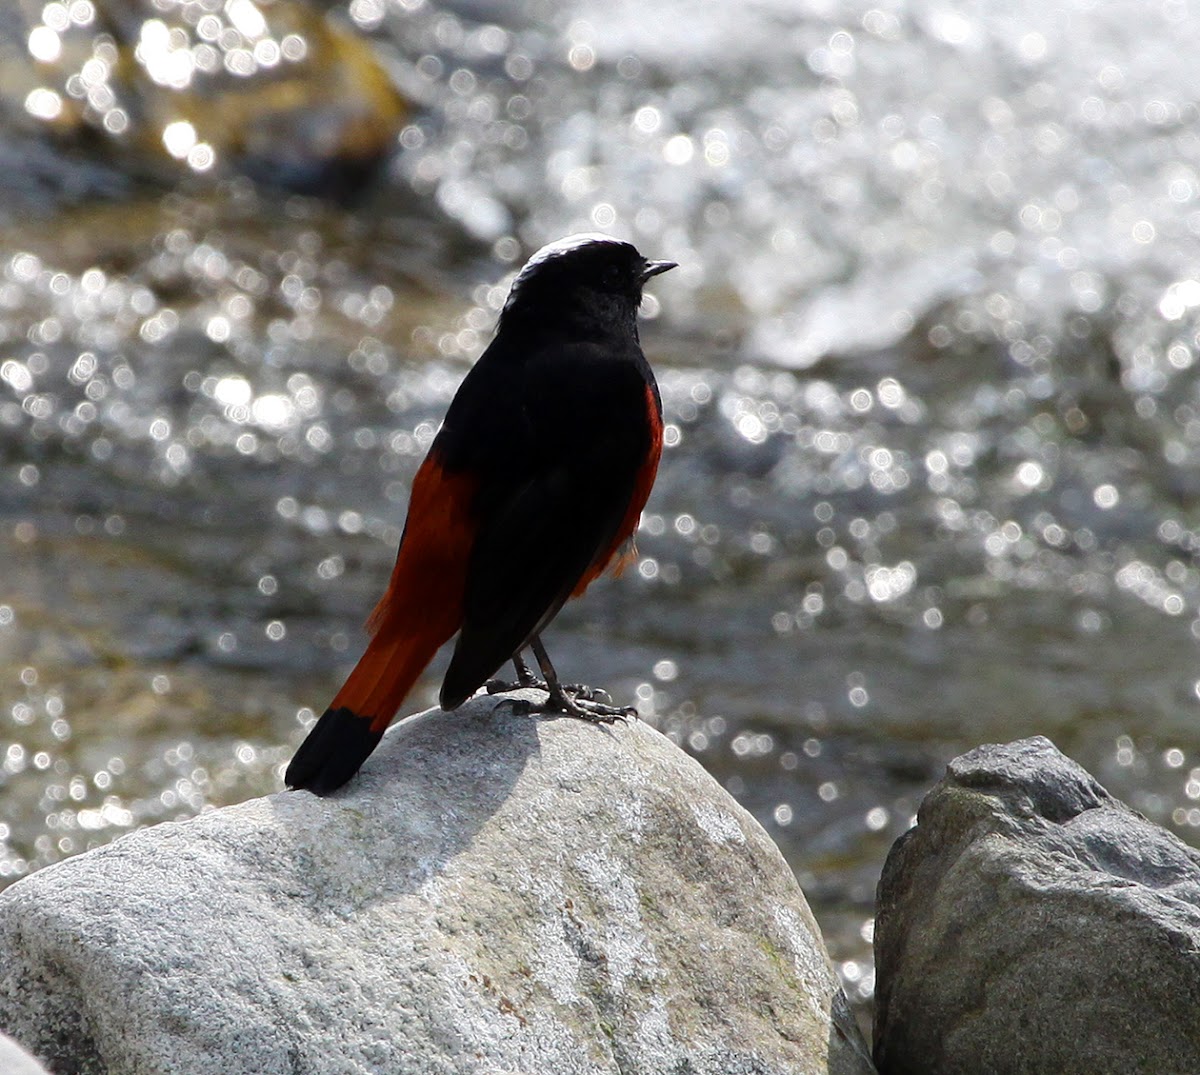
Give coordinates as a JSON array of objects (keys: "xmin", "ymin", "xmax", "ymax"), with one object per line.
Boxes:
[{"xmin": 285, "ymin": 234, "xmax": 676, "ymax": 794}]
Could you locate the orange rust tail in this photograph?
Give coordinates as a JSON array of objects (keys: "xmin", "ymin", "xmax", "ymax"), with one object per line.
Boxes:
[
  {"xmin": 285, "ymin": 451, "xmax": 477, "ymax": 795},
  {"xmin": 284, "ymin": 626, "xmax": 446, "ymax": 796},
  {"xmin": 329, "ymin": 628, "xmax": 437, "ymax": 731}
]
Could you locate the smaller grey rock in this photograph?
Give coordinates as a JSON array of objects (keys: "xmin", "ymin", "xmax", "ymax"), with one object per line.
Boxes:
[
  {"xmin": 0, "ymin": 1032, "xmax": 53, "ymax": 1075},
  {"xmin": 874, "ymin": 735, "xmax": 1200, "ymax": 1075}
]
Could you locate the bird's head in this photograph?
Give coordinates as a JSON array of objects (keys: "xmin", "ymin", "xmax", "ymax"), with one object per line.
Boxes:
[{"xmin": 499, "ymin": 234, "xmax": 676, "ymax": 339}]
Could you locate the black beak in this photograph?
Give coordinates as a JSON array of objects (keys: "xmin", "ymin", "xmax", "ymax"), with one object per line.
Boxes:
[{"xmin": 640, "ymin": 259, "xmax": 678, "ymax": 283}]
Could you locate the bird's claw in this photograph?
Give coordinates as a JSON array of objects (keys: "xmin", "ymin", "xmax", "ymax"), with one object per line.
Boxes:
[
  {"xmin": 501, "ymin": 683, "xmax": 637, "ymax": 724},
  {"xmin": 562, "ymin": 684, "xmax": 612, "ymax": 704},
  {"xmin": 546, "ymin": 686, "xmax": 637, "ymax": 725}
]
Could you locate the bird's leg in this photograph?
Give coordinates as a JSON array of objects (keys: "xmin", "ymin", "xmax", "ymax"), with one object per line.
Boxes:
[
  {"xmin": 485, "ymin": 651, "xmax": 547, "ymax": 694},
  {"xmin": 512, "ymin": 652, "xmax": 544, "ymax": 688},
  {"xmin": 529, "ymin": 635, "xmax": 636, "ymax": 723}
]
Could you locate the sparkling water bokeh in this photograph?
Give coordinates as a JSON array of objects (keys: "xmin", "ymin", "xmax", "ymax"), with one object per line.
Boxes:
[{"xmin": 5, "ymin": 0, "xmax": 1200, "ymax": 1023}]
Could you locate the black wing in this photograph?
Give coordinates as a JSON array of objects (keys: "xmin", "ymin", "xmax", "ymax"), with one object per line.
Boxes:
[{"xmin": 437, "ymin": 340, "xmax": 655, "ymax": 708}]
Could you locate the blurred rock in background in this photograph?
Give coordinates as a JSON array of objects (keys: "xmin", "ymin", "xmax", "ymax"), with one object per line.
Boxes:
[{"xmin": 0, "ymin": 0, "xmax": 406, "ymax": 199}]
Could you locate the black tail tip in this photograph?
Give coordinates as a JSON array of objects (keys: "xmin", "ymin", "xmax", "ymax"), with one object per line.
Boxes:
[{"xmin": 285, "ymin": 707, "xmax": 385, "ymax": 797}]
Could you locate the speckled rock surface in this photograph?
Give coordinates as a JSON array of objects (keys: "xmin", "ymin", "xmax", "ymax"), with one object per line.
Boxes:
[
  {"xmin": 874, "ymin": 735, "xmax": 1200, "ymax": 1075},
  {"xmin": 0, "ymin": 690, "xmax": 874, "ymax": 1075}
]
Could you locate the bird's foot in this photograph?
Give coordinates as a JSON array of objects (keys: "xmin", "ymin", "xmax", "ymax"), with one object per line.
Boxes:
[
  {"xmin": 486, "ymin": 652, "xmax": 547, "ymax": 694},
  {"xmin": 502, "ymin": 683, "xmax": 637, "ymax": 724},
  {"xmin": 487, "ymin": 653, "xmax": 547, "ymax": 695},
  {"xmin": 563, "ymin": 683, "xmax": 606, "ymax": 700},
  {"xmin": 546, "ymin": 684, "xmax": 638, "ymax": 724}
]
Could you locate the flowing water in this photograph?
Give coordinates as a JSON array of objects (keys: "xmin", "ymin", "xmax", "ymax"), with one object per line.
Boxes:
[{"xmin": 4, "ymin": 0, "xmax": 1200, "ymax": 1022}]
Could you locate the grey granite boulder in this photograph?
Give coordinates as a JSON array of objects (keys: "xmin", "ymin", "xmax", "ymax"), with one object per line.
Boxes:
[
  {"xmin": 0, "ymin": 690, "xmax": 874, "ymax": 1075},
  {"xmin": 873, "ymin": 735, "xmax": 1200, "ymax": 1075}
]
